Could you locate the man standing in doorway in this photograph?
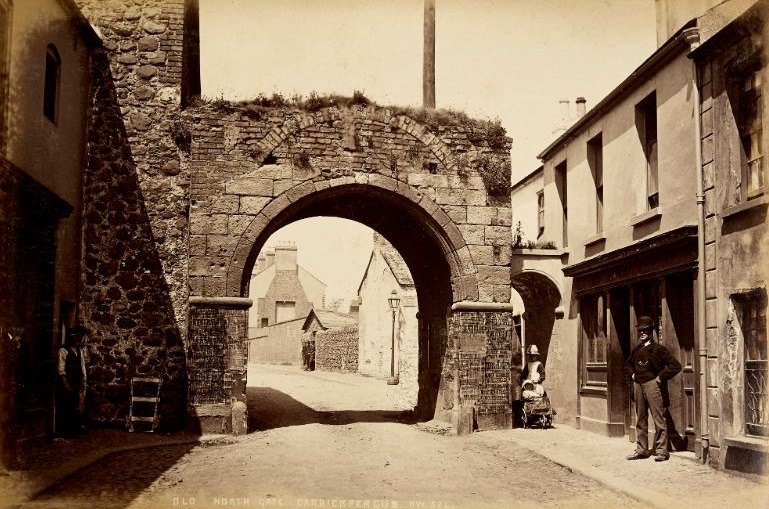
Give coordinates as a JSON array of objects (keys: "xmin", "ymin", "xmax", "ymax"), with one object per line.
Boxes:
[
  {"xmin": 627, "ymin": 316, "xmax": 681, "ymax": 462},
  {"xmin": 56, "ymin": 326, "xmax": 87, "ymax": 438}
]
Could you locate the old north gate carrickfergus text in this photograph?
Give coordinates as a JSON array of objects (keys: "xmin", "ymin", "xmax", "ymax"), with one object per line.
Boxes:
[{"xmin": 75, "ymin": 0, "xmax": 518, "ymax": 433}]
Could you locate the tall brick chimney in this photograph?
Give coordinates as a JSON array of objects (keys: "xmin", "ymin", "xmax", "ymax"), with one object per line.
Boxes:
[
  {"xmin": 274, "ymin": 244, "xmax": 298, "ymax": 272},
  {"xmin": 576, "ymin": 97, "xmax": 587, "ymax": 118}
]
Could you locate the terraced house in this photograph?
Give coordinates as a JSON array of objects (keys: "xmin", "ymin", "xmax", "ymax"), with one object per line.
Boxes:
[{"xmin": 510, "ymin": 0, "xmax": 767, "ymax": 474}]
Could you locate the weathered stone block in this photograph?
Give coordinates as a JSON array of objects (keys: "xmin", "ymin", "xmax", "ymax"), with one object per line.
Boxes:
[
  {"xmin": 467, "ymin": 206, "xmax": 494, "ymax": 225},
  {"xmin": 206, "ymin": 235, "xmax": 238, "ymax": 258},
  {"xmin": 452, "ymin": 274, "xmax": 479, "ymax": 302},
  {"xmin": 436, "ymin": 188, "xmax": 486, "ymax": 207},
  {"xmin": 225, "ymin": 177, "xmax": 273, "ymax": 197},
  {"xmin": 705, "ymin": 242, "xmax": 716, "ymax": 270},
  {"xmin": 701, "ymin": 134, "xmax": 714, "ymax": 164},
  {"xmin": 705, "ymin": 215, "xmax": 717, "ymax": 244},
  {"xmin": 408, "ymin": 173, "xmax": 449, "ymax": 188},
  {"xmin": 703, "ymin": 162, "xmax": 715, "ymax": 191},
  {"xmin": 369, "ymin": 173, "xmax": 398, "ymax": 192},
  {"xmin": 493, "ymin": 285, "xmax": 511, "ymax": 303},
  {"xmin": 257, "ymin": 164, "xmax": 293, "ymax": 180},
  {"xmin": 285, "ymin": 181, "xmax": 317, "ymax": 203},
  {"xmin": 705, "ymin": 271, "xmax": 717, "ymax": 299},
  {"xmin": 459, "ymin": 224, "xmax": 484, "ymax": 245},
  {"xmin": 476, "ymin": 266, "xmax": 509, "ymax": 287},
  {"xmin": 444, "ymin": 205, "xmax": 467, "ymax": 224},
  {"xmin": 189, "ymin": 235, "xmax": 207, "ymax": 255},
  {"xmin": 211, "ymin": 195, "xmax": 239, "ymax": 214},
  {"xmin": 189, "ymin": 256, "xmax": 211, "ymax": 276},
  {"xmin": 701, "ymin": 107, "xmax": 714, "ymax": 137},
  {"xmin": 706, "ymin": 326, "xmax": 718, "ymax": 354},
  {"xmin": 484, "ymin": 225, "xmax": 510, "ymax": 245},
  {"xmin": 705, "ymin": 299, "xmax": 718, "ymax": 328},
  {"xmin": 448, "ymin": 174, "xmax": 484, "ymax": 190}
]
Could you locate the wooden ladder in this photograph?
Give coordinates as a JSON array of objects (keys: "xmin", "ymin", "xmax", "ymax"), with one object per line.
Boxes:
[{"xmin": 128, "ymin": 376, "xmax": 162, "ymax": 432}]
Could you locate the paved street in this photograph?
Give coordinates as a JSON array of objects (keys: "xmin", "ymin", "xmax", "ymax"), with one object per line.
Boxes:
[{"xmin": 20, "ymin": 364, "xmax": 648, "ymax": 509}]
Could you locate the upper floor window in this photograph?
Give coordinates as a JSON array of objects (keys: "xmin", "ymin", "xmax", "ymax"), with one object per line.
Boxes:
[
  {"xmin": 43, "ymin": 44, "xmax": 61, "ymax": 122},
  {"xmin": 729, "ymin": 63, "xmax": 764, "ymax": 201},
  {"xmin": 536, "ymin": 190, "xmax": 544, "ymax": 237},
  {"xmin": 555, "ymin": 160, "xmax": 567, "ymax": 248},
  {"xmin": 588, "ymin": 133, "xmax": 604, "ymax": 233},
  {"xmin": 636, "ymin": 92, "xmax": 658, "ymax": 210}
]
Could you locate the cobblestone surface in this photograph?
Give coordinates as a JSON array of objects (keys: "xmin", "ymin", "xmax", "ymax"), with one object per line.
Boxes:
[{"xmin": 19, "ymin": 365, "xmax": 644, "ymax": 509}]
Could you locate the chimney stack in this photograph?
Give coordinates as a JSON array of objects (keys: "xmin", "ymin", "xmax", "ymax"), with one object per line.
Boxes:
[
  {"xmin": 274, "ymin": 242, "xmax": 298, "ymax": 272},
  {"xmin": 552, "ymin": 99, "xmax": 571, "ymax": 136},
  {"xmin": 349, "ymin": 297, "xmax": 361, "ymax": 319},
  {"xmin": 576, "ymin": 97, "xmax": 587, "ymax": 118},
  {"xmin": 265, "ymin": 250, "xmax": 275, "ymax": 268}
]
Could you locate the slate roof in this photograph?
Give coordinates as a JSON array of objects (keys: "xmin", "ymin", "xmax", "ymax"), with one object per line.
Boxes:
[{"xmin": 301, "ymin": 309, "xmax": 358, "ymax": 331}]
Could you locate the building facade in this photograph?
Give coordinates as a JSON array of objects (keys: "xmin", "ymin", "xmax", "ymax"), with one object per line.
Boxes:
[
  {"xmin": 357, "ymin": 233, "xmax": 419, "ymax": 409},
  {"xmin": 514, "ymin": 22, "xmax": 702, "ymax": 446},
  {"xmin": 0, "ymin": 0, "xmax": 99, "ymax": 467},
  {"xmin": 690, "ymin": 0, "xmax": 768, "ymax": 472},
  {"xmin": 247, "ymin": 244, "xmax": 325, "ymax": 335}
]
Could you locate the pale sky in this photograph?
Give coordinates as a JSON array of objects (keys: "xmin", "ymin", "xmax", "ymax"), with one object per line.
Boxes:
[{"xmin": 198, "ymin": 0, "xmax": 658, "ymax": 305}]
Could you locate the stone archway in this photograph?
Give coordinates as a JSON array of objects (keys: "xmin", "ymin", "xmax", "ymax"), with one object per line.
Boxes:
[{"xmin": 184, "ymin": 102, "xmax": 516, "ymax": 433}]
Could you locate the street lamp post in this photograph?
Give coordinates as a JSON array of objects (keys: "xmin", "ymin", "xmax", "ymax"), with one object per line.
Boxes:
[{"xmin": 387, "ymin": 289, "xmax": 400, "ymax": 385}]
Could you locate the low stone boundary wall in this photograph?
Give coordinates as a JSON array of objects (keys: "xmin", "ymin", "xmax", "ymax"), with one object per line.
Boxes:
[{"xmin": 316, "ymin": 325, "xmax": 359, "ymax": 373}]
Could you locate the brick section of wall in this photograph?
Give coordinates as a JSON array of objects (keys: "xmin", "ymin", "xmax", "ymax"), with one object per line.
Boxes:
[
  {"xmin": 316, "ymin": 325, "xmax": 359, "ymax": 373},
  {"xmin": 446, "ymin": 310, "xmax": 516, "ymax": 430},
  {"xmin": 75, "ymin": 0, "xmax": 189, "ymax": 429}
]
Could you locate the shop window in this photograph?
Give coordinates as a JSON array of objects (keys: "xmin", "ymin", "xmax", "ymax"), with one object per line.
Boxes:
[
  {"xmin": 581, "ymin": 293, "xmax": 608, "ymax": 389},
  {"xmin": 734, "ymin": 290, "xmax": 768, "ymax": 437},
  {"xmin": 588, "ymin": 133, "xmax": 604, "ymax": 233},
  {"xmin": 727, "ymin": 61, "xmax": 764, "ymax": 203},
  {"xmin": 636, "ymin": 92, "xmax": 658, "ymax": 210},
  {"xmin": 43, "ymin": 44, "xmax": 61, "ymax": 122}
]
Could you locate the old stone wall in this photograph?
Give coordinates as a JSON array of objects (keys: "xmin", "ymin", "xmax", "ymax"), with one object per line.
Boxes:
[
  {"xmin": 446, "ymin": 307, "xmax": 517, "ymax": 430},
  {"xmin": 316, "ymin": 325, "xmax": 359, "ymax": 373},
  {"xmin": 184, "ymin": 102, "xmax": 512, "ymax": 304},
  {"xmin": 75, "ymin": 0, "xmax": 189, "ymax": 429}
]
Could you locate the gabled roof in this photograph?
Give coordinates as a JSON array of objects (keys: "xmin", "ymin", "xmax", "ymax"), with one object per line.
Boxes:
[
  {"xmin": 301, "ymin": 308, "xmax": 357, "ymax": 331},
  {"xmin": 356, "ymin": 234, "xmax": 415, "ymax": 295}
]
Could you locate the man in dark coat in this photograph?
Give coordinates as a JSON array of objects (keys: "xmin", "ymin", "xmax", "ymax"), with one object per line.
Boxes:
[
  {"xmin": 626, "ymin": 316, "xmax": 681, "ymax": 462},
  {"xmin": 56, "ymin": 326, "xmax": 87, "ymax": 438}
]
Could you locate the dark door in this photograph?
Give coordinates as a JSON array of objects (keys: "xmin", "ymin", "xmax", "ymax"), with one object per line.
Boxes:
[{"xmin": 664, "ymin": 273, "xmax": 697, "ymax": 452}]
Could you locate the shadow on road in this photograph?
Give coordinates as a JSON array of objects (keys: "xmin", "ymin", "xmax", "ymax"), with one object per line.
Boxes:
[
  {"xmin": 29, "ymin": 442, "xmax": 197, "ymax": 509},
  {"xmin": 247, "ymin": 387, "xmax": 416, "ymax": 432}
]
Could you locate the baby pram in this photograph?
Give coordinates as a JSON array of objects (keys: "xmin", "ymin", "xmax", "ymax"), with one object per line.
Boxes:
[{"xmin": 521, "ymin": 379, "xmax": 555, "ymax": 428}]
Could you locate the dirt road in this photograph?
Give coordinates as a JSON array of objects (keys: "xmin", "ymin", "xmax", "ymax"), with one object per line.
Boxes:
[{"xmin": 26, "ymin": 364, "xmax": 645, "ymax": 509}]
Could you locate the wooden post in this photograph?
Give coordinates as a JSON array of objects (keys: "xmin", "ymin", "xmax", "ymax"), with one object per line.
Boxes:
[{"xmin": 423, "ymin": 0, "xmax": 436, "ymax": 109}]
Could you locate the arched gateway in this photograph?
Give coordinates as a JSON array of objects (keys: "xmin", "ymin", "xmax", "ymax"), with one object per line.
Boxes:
[
  {"xmin": 75, "ymin": 0, "xmax": 516, "ymax": 435},
  {"xmin": 184, "ymin": 103, "xmax": 517, "ymax": 433}
]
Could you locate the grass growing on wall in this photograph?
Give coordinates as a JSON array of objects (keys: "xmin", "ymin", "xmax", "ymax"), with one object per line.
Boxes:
[{"xmin": 189, "ymin": 91, "xmax": 512, "ymax": 196}]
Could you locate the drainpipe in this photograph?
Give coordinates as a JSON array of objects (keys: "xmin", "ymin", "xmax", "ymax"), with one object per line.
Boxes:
[{"xmin": 684, "ymin": 27, "xmax": 709, "ymax": 463}]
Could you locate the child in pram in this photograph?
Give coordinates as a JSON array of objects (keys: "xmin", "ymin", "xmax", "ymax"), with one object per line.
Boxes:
[{"xmin": 520, "ymin": 344, "xmax": 555, "ymax": 428}]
